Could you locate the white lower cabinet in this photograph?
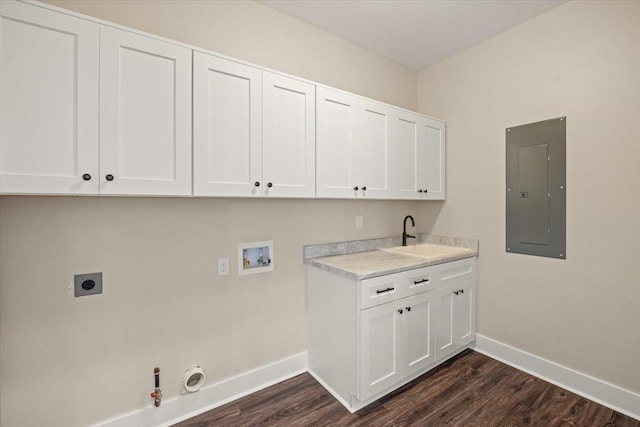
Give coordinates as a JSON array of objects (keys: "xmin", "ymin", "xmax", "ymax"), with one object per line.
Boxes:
[
  {"xmin": 307, "ymin": 257, "xmax": 475, "ymax": 412},
  {"xmin": 359, "ymin": 291, "xmax": 436, "ymax": 401},
  {"xmin": 436, "ymin": 258, "xmax": 476, "ymax": 360}
]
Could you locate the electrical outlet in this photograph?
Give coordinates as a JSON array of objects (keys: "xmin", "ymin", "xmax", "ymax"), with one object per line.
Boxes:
[
  {"xmin": 218, "ymin": 258, "xmax": 229, "ymax": 276},
  {"xmin": 74, "ymin": 272, "xmax": 102, "ymax": 297},
  {"xmin": 355, "ymin": 216, "xmax": 364, "ymax": 229}
]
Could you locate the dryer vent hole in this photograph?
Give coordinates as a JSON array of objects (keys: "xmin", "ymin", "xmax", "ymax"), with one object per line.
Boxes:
[{"xmin": 187, "ymin": 373, "xmax": 203, "ymax": 388}]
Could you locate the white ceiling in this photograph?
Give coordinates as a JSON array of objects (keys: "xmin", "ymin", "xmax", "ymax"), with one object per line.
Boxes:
[{"xmin": 261, "ymin": 0, "xmax": 567, "ymax": 70}]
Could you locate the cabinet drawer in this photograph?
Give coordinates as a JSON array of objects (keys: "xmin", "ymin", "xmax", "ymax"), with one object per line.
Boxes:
[
  {"xmin": 359, "ymin": 274, "xmax": 402, "ymax": 310},
  {"xmin": 439, "ymin": 257, "xmax": 475, "ymax": 285},
  {"xmin": 404, "ymin": 265, "xmax": 437, "ymax": 295}
]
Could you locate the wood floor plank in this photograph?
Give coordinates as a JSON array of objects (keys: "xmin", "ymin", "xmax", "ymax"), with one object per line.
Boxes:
[{"xmin": 174, "ymin": 351, "xmax": 639, "ymax": 427}]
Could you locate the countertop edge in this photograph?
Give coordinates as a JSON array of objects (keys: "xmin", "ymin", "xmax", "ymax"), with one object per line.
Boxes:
[{"xmin": 304, "ymin": 250, "xmax": 478, "ymax": 281}]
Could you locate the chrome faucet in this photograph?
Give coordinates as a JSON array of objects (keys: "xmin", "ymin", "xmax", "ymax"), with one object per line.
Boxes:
[{"xmin": 402, "ymin": 215, "xmax": 416, "ymax": 246}]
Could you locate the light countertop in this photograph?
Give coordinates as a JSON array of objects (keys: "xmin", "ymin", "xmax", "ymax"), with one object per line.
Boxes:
[{"xmin": 303, "ymin": 235, "xmax": 479, "ymax": 280}]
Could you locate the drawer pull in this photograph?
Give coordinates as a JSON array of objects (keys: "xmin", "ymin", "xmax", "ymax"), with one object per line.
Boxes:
[
  {"xmin": 413, "ymin": 278, "xmax": 429, "ymax": 285},
  {"xmin": 376, "ymin": 287, "xmax": 395, "ymax": 294}
]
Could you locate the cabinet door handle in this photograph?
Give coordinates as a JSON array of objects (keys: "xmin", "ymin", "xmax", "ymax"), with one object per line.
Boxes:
[
  {"xmin": 82, "ymin": 174, "xmax": 92, "ymax": 181},
  {"xmin": 405, "ymin": 306, "xmax": 411, "ymax": 312},
  {"xmin": 267, "ymin": 182, "xmax": 273, "ymax": 188},
  {"xmin": 376, "ymin": 287, "xmax": 395, "ymax": 294},
  {"xmin": 105, "ymin": 174, "xmax": 114, "ymax": 181},
  {"xmin": 353, "ymin": 186, "xmax": 359, "ymax": 191},
  {"xmin": 454, "ymin": 291, "xmax": 459, "ymax": 295},
  {"xmin": 362, "ymin": 186, "xmax": 367, "ymax": 191},
  {"xmin": 460, "ymin": 289, "xmax": 464, "ymax": 294},
  {"xmin": 413, "ymin": 278, "xmax": 429, "ymax": 285},
  {"xmin": 254, "ymin": 181, "xmax": 261, "ymax": 187},
  {"xmin": 424, "ymin": 189, "xmax": 428, "ymax": 193},
  {"xmin": 418, "ymin": 189, "xmax": 423, "ymax": 193},
  {"xmin": 398, "ymin": 309, "xmax": 403, "ymax": 314}
]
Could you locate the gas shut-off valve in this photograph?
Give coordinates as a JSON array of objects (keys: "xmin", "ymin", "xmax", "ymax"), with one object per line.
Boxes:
[{"xmin": 150, "ymin": 367, "xmax": 162, "ymax": 407}]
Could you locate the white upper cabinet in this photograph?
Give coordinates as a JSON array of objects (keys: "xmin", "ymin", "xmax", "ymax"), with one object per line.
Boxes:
[
  {"xmin": 316, "ymin": 87, "xmax": 358, "ymax": 198},
  {"xmin": 394, "ymin": 111, "xmax": 446, "ymax": 200},
  {"xmin": 394, "ymin": 112, "xmax": 421, "ymax": 199},
  {"xmin": 262, "ymin": 71, "xmax": 315, "ymax": 198},
  {"xmin": 0, "ymin": 3, "xmax": 191, "ymax": 196},
  {"xmin": 100, "ymin": 27, "xmax": 192, "ymax": 195},
  {"xmin": 1, "ymin": 0, "xmax": 444, "ymax": 200},
  {"xmin": 423, "ymin": 117, "xmax": 446, "ymax": 200},
  {"xmin": 316, "ymin": 87, "xmax": 393, "ymax": 199},
  {"xmin": 357, "ymin": 99, "xmax": 393, "ymax": 199},
  {"xmin": 193, "ymin": 54, "xmax": 315, "ymax": 198},
  {"xmin": 193, "ymin": 52, "xmax": 262, "ymax": 197},
  {"xmin": 0, "ymin": 1, "xmax": 99, "ymax": 194}
]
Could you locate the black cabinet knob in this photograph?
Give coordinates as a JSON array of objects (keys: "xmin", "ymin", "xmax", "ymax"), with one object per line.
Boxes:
[
  {"xmin": 406, "ymin": 306, "xmax": 411, "ymax": 312},
  {"xmin": 454, "ymin": 291, "xmax": 459, "ymax": 295},
  {"xmin": 460, "ymin": 289, "xmax": 464, "ymax": 294},
  {"xmin": 82, "ymin": 174, "xmax": 91, "ymax": 181},
  {"xmin": 424, "ymin": 189, "xmax": 428, "ymax": 193},
  {"xmin": 105, "ymin": 174, "xmax": 114, "ymax": 181},
  {"xmin": 362, "ymin": 186, "xmax": 367, "ymax": 191},
  {"xmin": 254, "ymin": 181, "xmax": 260, "ymax": 187},
  {"xmin": 398, "ymin": 309, "xmax": 403, "ymax": 314},
  {"xmin": 353, "ymin": 186, "xmax": 359, "ymax": 191},
  {"xmin": 418, "ymin": 189, "xmax": 423, "ymax": 193},
  {"xmin": 267, "ymin": 182, "xmax": 273, "ymax": 188}
]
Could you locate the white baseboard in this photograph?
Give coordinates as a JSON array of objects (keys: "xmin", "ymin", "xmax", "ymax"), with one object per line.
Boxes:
[
  {"xmin": 95, "ymin": 337, "xmax": 640, "ymax": 426},
  {"xmin": 473, "ymin": 334, "xmax": 640, "ymax": 421},
  {"xmin": 96, "ymin": 352, "xmax": 308, "ymax": 427}
]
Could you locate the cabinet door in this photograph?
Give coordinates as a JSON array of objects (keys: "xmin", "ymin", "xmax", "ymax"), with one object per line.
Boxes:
[
  {"xmin": 436, "ymin": 279, "xmax": 475, "ymax": 361},
  {"xmin": 357, "ymin": 99, "xmax": 393, "ymax": 199},
  {"xmin": 262, "ymin": 72, "xmax": 315, "ymax": 198},
  {"xmin": 316, "ymin": 87, "xmax": 358, "ymax": 198},
  {"xmin": 435, "ymin": 283, "xmax": 457, "ymax": 361},
  {"xmin": 403, "ymin": 292, "xmax": 436, "ymax": 377},
  {"xmin": 454, "ymin": 278, "xmax": 475, "ymax": 347},
  {"xmin": 422, "ymin": 118, "xmax": 445, "ymax": 200},
  {"xmin": 359, "ymin": 301, "xmax": 402, "ymax": 400},
  {"xmin": 0, "ymin": 1, "xmax": 98, "ymax": 194},
  {"xmin": 393, "ymin": 111, "xmax": 421, "ymax": 200},
  {"xmin": 100, "ymin": 27, "xmax": 192, "ymax": 195},
  {"xmin": 193, "ymin": 53, "xmax": 262, "ymax": 196}
]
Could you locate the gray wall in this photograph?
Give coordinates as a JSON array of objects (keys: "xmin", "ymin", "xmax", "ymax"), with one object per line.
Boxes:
[
  {"xmin": 0, "ymin": 1, "xmax": 419, "ymax": 425},
  {"xmin": 418, "ymin": 0, "xmax": 640, "ymax": 395}
]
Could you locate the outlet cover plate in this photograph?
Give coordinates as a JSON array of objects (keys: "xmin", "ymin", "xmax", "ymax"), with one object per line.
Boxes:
[
  {"xmin": 218, "ymin": 258, "xmax": 229, "ymax": 276},
  {"xmin": 74, "ymin": 272, "xmax": 103, "ymax": 297}
]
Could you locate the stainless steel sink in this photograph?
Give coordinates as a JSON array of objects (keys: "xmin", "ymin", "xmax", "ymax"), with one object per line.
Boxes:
[{"xmin": 380, "ymin": 243, "xmax": 473, "ymax": 259}]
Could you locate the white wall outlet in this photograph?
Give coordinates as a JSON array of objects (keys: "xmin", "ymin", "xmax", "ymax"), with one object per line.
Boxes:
[
  {"xmin": 355, "ymin": 215, "xmax": 364, "ymax": 229},
  {"xmin": 217, "ymin": 258, "xmax": 229, "ymax": 276}
]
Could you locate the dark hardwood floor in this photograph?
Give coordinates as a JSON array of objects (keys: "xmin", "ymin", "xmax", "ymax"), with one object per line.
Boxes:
[{"xmin": 174, "ymin": 350, "xmax": 639, "ymax": 426}]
